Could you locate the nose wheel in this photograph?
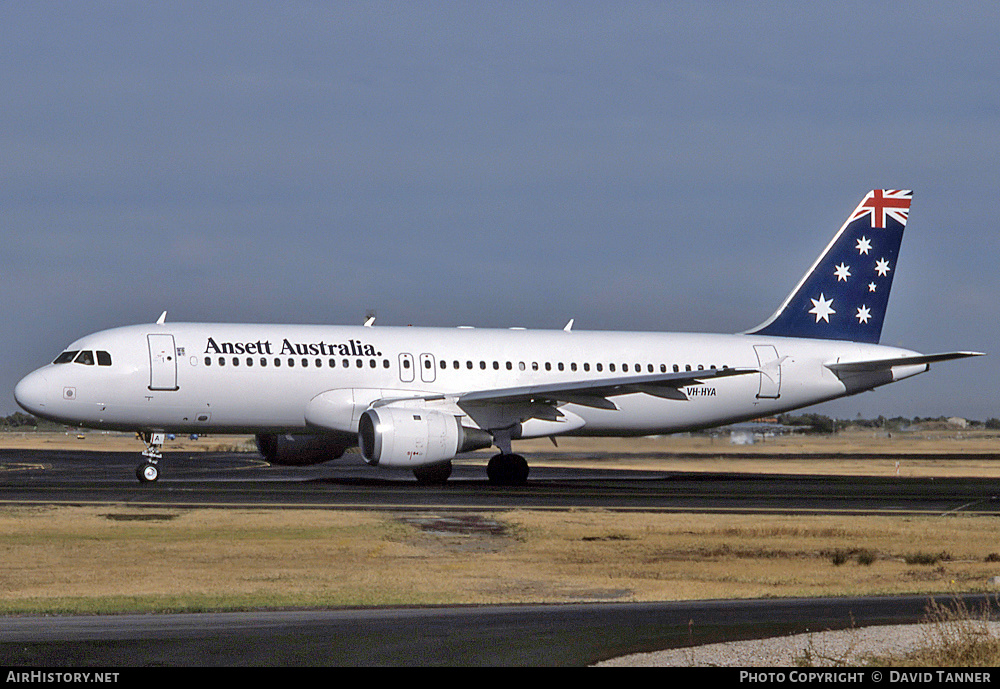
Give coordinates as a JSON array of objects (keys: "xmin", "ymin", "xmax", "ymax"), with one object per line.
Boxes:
[
  {"xmin": 136, "ymin": 431, "xmax": 165, "ymax": 483},
  {"xmin": 136, "ymin": 461, "xmax": 160, "ymax": 483}
]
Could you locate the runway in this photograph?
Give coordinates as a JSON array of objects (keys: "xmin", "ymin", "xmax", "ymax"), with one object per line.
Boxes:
[
  {"xmin": 2, "ymin": 448, "xmax": 999, "ymax": 516},
  {"xmin": 2, "ymin": 447, "xmax": 999, "ymax": 666}
]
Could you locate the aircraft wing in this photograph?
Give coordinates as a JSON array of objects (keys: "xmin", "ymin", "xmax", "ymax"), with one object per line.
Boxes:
[
  {"xmin": 825, "ymin": 351, "xmax": 984, "ymax": 373},
  {"xmin": 456, "ymin": 366, "xmax": 758, "ymax": 410}
]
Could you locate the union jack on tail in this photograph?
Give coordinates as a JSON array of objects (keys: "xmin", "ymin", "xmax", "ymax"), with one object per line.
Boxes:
[{"xmin": 748, "ymin": 189, "xmax": 911, "ymax": 344}]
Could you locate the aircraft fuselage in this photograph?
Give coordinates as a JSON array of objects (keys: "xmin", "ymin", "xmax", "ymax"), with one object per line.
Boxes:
[{"xmin": 14, "ymin": 322, "xmax": 925, "ymax": 437}]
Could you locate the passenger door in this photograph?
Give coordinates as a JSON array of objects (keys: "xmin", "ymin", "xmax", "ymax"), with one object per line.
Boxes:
[
  {"xmin": 399, "ymin": 353, "xmax": 415, "ymax": 383},
  {"xmin": 419, "ymin": 353, "xmax": 436, "ymax": 383},
  {"xmin": 753, "ymin": 344, "xmax": 781, "ymax": 399},
  {"xmin": 148, "ymin": 334, "xmax": 179, "ymax": 391}
]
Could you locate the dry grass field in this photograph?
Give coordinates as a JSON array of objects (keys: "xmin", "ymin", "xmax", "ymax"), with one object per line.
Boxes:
[
  {"xmin": 1, "ymin": 506, "xmax": 1000, "ymax": 615},
  {"xmin": 1, "ymin": 429, "xmax": 999, "ymax": 615}
]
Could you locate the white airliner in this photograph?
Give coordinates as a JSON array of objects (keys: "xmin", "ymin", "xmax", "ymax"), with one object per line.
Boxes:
[{"xmin": 14, "ymin": 190, "xmax": 982, "ymax": 484}]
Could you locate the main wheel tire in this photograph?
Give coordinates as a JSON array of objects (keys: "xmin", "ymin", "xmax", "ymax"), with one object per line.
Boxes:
[
  {"xmin": 487, "ymin": 453, "xmax": 529, "ymax": 486},
  {"xmin": 413, "ymin": 461, "xmax": 452, "ymax": 484}
]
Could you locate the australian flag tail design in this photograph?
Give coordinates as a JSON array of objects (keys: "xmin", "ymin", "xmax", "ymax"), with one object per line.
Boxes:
[{"xmin": 746, "ymin": 189, "xmax": 911, "ymax": 344}]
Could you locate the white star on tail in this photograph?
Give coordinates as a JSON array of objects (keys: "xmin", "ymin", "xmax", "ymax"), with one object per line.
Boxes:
[
  {"xmin": 834, "ymin": 263, "xmax": 851, "ymax": 282},
  {"xmin": 809, "ymin": 294, "xmax": 835, "ymax": 323},
  {"xmin": 875, "ymin": 258, "xmax": 891, "ymax": 276},
  {"xmin": 868, "ymin": 282, "xmax": 877, "ymax": 292},
  {"xmin": 856, "ymin": 236, "xmax": 872, "ymax": 255},
  {"xmin": 856, "ymin": 305, "xmax": 872, "ymax": 324}
]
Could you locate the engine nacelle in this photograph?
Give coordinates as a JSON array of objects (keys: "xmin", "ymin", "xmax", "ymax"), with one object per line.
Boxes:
[
  {"xmin": 358, "ymin": 407, "xmax": 492, "ymax": 468},
  {"xmin": 255, "ymin": 432, "xmax": 354, "ymax": 466}
]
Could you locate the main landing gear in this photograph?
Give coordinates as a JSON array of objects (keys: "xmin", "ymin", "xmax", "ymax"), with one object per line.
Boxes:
[
  {"xmin": 135, "ymin": 431, "xmax": 164, "ymax": 483},
  {"xmin": 486, "ymin": 453, "xmax": 529, "ymax": 486},
  {"xmin": 486, "ymin": 429, "xmax": 530, "ymax": 486}
]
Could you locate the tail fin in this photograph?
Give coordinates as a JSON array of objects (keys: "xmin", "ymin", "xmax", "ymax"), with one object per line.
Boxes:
[{"xmin": 746, "ymin": 189, "xmax": 912, "ymax": 344}]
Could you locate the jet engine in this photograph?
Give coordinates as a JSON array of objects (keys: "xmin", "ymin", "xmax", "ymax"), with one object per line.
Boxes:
[
  {"xmin": 358, "ymin": 407, "xmax": 492, "ymax": 468},
  {"xmin": 255, "ymin": 432, "xmax": 355, "ymax": 466}
]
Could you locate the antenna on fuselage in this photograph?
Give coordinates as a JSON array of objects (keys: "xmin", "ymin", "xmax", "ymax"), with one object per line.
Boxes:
[
  {"xmin": 364, "ymin": 309, "xmax": 376, "ymax": 327},
  {"xmin": 563, "ymin": 319, "xmax": 574, "ymax": 332},
  {"xmin": 156, "ymin": 311, "xmax": 167, "ymax": 325}
]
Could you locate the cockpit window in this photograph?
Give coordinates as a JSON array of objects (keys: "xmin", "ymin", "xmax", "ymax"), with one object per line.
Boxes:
[
  {"xmin": 96, "ymin": 351, "xmax": 112, "ymax": 366},
  {"xmin": 53, "ymin": 351, "xmax": 79, "ymax": 364},
  {"xmin": 74, "ymin": 350, "xmax": 95, "ymax": 366}
]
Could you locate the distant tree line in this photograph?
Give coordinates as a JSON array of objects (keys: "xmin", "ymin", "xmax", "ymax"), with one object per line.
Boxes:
[
  {"xmin": 0, "ymin": 412, "xmax": 63, "ymax": 431},
  {"xmin": 774, "ymin": 413, "xmax": 1000, "ymax": 434},
  {"xmin": 775, "ymin": 413, "xmax": 837, "ymax": 434},
  {"xmin": 0, "ymin": 412, "xmax": 38, "ymax": 429}
]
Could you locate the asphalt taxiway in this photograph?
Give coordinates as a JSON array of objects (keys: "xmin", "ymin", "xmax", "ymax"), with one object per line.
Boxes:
[{"xmin": 3, "ymin": 594, "xmax": 999, "ymax": 666}]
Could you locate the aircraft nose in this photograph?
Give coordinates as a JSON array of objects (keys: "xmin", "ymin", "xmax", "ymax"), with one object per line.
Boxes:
[{"xmin": 14, "ymin": 370, "xmax": 49, "ymax": 416}]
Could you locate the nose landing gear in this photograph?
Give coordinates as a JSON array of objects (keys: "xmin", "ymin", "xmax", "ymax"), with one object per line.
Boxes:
[{"xmin": 136, "ymin": 432, "xmax": 164, "ymax": 483}]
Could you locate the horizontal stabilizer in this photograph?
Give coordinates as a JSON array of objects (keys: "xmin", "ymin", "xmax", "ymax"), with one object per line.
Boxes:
[{"xmin": 825, "ymin": 351, "xmax": 984, "ymax": 373}]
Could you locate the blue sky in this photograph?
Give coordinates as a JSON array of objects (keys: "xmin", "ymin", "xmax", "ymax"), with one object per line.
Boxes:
[{"xmin": 2, "ymin": 2, "xmax": 996, "ymax": 420}]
